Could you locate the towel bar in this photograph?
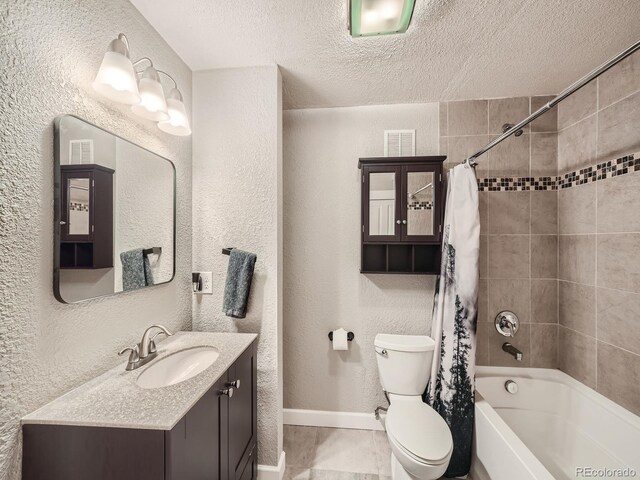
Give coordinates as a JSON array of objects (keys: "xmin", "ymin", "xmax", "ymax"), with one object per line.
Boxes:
[
  {"xmin": 222, "ymin": 247, "xmax": 234, "ymax": 255},
  {"xmin": 142, "ymin": 247, "xmax": 161, "ymax": 256},
  {"xmin": 328, "ymin": 331, "xmax": 355, "ymax": 342}
]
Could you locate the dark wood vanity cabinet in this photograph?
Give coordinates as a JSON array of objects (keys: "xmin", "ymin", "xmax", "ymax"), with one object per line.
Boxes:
[
  {"xmin": 359, "ymin": 156, "xmax": 446, "ymax": 274},
  {"xmin": 22, "ymin": 341, "xmax": 257, "ymax": 480},
  {"xmin": 59, "ymin": 164, "xmax": 114, "ymax": 269}
]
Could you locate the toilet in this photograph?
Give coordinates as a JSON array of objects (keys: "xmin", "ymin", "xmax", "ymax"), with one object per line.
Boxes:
[{"xmin": 374, "ymin": 334, "xmax": 453, "ymax": 480}]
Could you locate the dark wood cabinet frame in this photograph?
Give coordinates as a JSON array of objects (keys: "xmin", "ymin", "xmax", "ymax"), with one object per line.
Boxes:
[{"xmin": 358, "ymin": 156, "xmax": 446, "ymax": 275}]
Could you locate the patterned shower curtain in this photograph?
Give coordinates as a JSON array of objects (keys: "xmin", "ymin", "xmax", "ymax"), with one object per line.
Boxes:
[{"xmin": 424, "ymin": 163, "xmax": 480, "ymax": 478}]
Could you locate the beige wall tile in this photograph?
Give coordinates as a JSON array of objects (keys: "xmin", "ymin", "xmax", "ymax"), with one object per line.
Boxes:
[
  {"xmin": 439, "ymin": 136, "xmax": 448, "ymax": 156},
  {"xmin": 479, "ymin": 234, "xmax": 488, "ymax": 279},
  {"xmin": 598, "ymin": 54, "xmax": 640, "ymax": 109},
  {"xmin": 597, "ymin": 342, "xmax": 640, "ymax": 416},
  {"xmin": 531, "ymin": 235, "xmax": 558, "ymax": 279},
  {"xmin": 597, "ymin": 287, "xmax": 640, "ymax": 355},
  {"xmin": 488, "ymin": 278, "xmax": 531, "ymax": 324},
  {"xmin": 597, "ymin": 233, "xmax": 640, "ymax": 293},
  {"xmin": 598, "ymin": 173, "xmax": 640, "ymax": 233},
  {"xmin": 476, "ymin": 321, "xmax": 489, "ymax": 366},
  {"xmin": 448, "ymin": 100, "xmax": 488, "ymax": 135},
  {"xmin": 447, "ymin": 135, "xmax": 490, "ymax": 174},
  {"xmin": 488, "ymin": 97, "xmax": 530, "ymax": 135},
  {"xmin": 531, "ymin": 324, "xmax": 558, "ymax": 368},
  {"xmin": 531, "ymin": 279, "xmax": 558, "ymax": 324},
  {"xmin": 558, "ymin": 326, "xmax": 596, "ymax": 389},
  {"xmin": 439, "ymin": 103, "xmax": 448, "ymax": 136},
  {"xmin": 559, "ymin": 281, "xmax": 596, "ymax": 336},
  {"xmin": 558, "ymin": 235, "xmax": 596, "ymax": 285},
  {"xmin": 478, "ymin": 278, "xmax": 488, "ymax": 323},
  {"xmin": 559, "ymin": 183, "xmax": 596, "ymax": 234},
  {"xmin": 478, "ymin": 191, "xmax": 488, "ymax": 234},
  {"xmin": 488, "ymin": 133, "xmax": 530, "ymax": 177},
  {"xmin": 558, "ymin": 80, "xmax": 597, "ymax": 129},
  {"xmin": 531, "ymin": 133, "xmax": 558, "ymax": 176},
  {"xmin": 488, "ymin": 235, "xmax": 530, "ymax": 279},
  {"xmin": 489, "ymin": 323, "xmax": 530, "ymax": 367},
  {"xmin": 531, "ymin": 191, "xmax": 558, "ymax": 235},
  {"xmin": 531, "ymin": 96, "xmax": 558, "ymax": 133},
  {"xmin": 487, "ymin": 192, "xmax": 530, "ymax": 234},
  {"xmin": 597, "ymin": 91, "xmax": 640, "ymax": 162},
  {"xmin": 558, "ymin": 116, "xmax": 597, "ymax": 173}
]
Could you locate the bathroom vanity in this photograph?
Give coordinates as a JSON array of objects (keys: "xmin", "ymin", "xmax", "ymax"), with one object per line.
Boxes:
[{"xmin": 22, "ymin": 332, "xmax": 257, "ymax": 480}]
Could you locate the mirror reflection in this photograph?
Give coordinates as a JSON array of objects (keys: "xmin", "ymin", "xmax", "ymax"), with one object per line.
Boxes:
[
  {"xmin": 369, "ymin": 172, "xmax": 396, "ymax": 235},
  {"xmin": 406, "ymin": 171, "xmax": 434, "ymax": 236},
  {"xmin": 55, "ymin": 115, "xmax": 175, "ymax": 303}
]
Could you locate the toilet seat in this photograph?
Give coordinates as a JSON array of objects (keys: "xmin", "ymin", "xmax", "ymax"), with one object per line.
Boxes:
[{"xmin": 386, "ymin": 397, "xmax": 453, "ymax": 466}]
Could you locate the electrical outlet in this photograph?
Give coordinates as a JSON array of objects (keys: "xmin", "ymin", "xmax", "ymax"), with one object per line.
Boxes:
[{"xmin": 200, "ymin": 272, "xmax": 213, "ymax": 294}]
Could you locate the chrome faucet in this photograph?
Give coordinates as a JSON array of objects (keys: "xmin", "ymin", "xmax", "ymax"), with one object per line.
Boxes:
[
  {"xmin": 502, "ymin": 342, "xmax": 523, "ymax": 361},
  {"xmin": 118, "ymin": 325, "xmax": 174, "ymax": 371}
]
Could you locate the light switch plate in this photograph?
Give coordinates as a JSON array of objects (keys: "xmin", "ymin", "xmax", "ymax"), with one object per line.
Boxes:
[{"xmin": 200, "ymin": 272, "xmax": 213, "ymax": 294}]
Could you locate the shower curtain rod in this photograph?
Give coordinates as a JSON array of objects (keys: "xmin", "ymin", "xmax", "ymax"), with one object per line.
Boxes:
[{"xmin": 463, "ymin": 39, "xmax": 640, "ymax": 168}]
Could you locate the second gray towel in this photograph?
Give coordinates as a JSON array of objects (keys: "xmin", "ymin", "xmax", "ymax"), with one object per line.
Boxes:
[
  {"xmin": 223, "ymin": 249, "xmax": 257, "ymax": 319},
  {"xmin": 120, "ymin": 249, "xmax": 154, "ymax": 291}
]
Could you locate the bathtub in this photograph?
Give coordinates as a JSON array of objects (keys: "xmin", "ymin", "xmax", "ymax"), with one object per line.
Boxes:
[{"xmin": 471, "ymin": 367, "xmax": 640, "ymax": 480}]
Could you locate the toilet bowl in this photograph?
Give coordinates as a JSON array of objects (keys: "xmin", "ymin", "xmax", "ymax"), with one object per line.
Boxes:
[{"xmin": 375, "ymin": 334, "xmax": 453, "ymax": 480}]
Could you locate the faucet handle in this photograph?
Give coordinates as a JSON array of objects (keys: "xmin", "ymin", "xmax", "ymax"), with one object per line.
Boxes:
[
  {"xmin": 149, "ymin": 330, "xmax": 172, "ymax": 354},
  {"xmin": 118, "ymin": 345, "xmax": 140, "ymax": 371}
]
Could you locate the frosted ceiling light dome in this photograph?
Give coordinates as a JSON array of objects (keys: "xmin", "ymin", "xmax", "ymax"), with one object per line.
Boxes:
[
  {"xmin": 92, "ymin": 35, "xmax": 140, "ymax": 105},
  {"xmin": 158, "ymin": 88, "xmax": 191, "ymax": 136},
  {"xmin": 131, "ymin": 66, "xmax": 170, "ymax": 121},
  {"xmin": 350, "ymin": 0, "xmax": 416, "ymax": 37}
]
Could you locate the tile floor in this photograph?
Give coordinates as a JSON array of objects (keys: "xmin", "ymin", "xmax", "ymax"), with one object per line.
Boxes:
[
  {"xmin": 283, "ymin": 425, "xmax": 392, "ymax": 480},
  {"xmin": 283, "ymin": 425, "xmax": 473, "ymax": 480}
]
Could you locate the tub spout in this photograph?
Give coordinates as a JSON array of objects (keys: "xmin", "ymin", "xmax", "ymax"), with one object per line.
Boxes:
[{"xmin": 502, "ymin": 342, "xmax": 523, "ymax": 361}]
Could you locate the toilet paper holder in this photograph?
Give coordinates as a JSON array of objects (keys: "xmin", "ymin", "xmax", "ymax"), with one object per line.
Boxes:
[{"xmin": 328, "ymin": 331, "xmax": 355, "ymax": 342}]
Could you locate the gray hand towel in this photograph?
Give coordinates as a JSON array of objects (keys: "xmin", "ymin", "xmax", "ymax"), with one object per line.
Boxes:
[
  {"xmin": 223, "ymin": 249, "xmax": 257, "ymax": 318},
  {"xmin": 120, "ymin": 249, "xmax": 154, "ymax": 291}
]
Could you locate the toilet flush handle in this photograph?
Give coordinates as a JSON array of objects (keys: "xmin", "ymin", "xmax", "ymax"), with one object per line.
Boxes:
[{"xmin": 375, "ymin": 347, "xmax": 388, "ymax": 357}]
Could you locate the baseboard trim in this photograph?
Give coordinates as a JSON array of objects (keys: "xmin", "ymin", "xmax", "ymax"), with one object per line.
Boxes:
[
  {"xmin": 258, "ymin": 450, "xmax": 286, "ymax": 480},
  {"xmin": 284, "ymin": 408, "xmax": 384, "ymax": 431}
]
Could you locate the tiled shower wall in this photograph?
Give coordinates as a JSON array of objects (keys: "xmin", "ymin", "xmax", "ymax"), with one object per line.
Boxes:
[
  {"xmin": 439, "ymin": 96, "xmax": 560, "ymax": 369},
  {"xmin": 556, "ymin": 52, "xmax": 640, "ymax": 416}
]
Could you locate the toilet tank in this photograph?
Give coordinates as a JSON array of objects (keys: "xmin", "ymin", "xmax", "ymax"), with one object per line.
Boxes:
[{"xmin": 375, "ymin": 334, "xmax": 436, "ymax": 395}]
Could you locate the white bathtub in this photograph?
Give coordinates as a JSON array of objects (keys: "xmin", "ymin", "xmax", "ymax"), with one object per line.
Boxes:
[{"xmin": 471, "ymin": 367, "xmax": 640, "ymax": 480}]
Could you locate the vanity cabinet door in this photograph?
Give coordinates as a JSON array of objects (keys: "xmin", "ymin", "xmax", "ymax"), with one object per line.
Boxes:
[
  {"xmin": 166, "ymin": 376, "xmax": 227, "ymax": 480},
  {"xmin": 227, "ymin": 344, "xmax": 257, "ymax": 480}
]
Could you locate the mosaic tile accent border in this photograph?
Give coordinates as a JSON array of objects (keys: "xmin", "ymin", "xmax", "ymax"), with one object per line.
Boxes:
[
  {"xmin": 476, "ymin": 153, "xmax": 639, "ymax": 192},
  {"xmin": 69, "ymin": 202, "xmax": 89, "ymax": 212},
  {"xmin": 408, "ymin": 201, "xmax": 433, "ymax": 210}
]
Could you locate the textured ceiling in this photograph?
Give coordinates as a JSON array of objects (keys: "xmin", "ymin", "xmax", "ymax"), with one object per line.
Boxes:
[{"xmin": 130, "ymin": 0, "xmax": 640, "ymax": 109}]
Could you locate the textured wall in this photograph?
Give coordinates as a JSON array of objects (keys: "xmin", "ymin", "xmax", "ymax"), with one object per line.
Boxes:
[
  {"xmin": 192, "ymin": 66, "xmax": 283, "ymax": 466},
  {"xmin": 0, "ymin": 2, "xmax": 192, "ymax": 478},
  {"xmin": 556, "ymin": 51, "xmax": 640, "ymax": 416},
  {"xmin": 283, "ymin": 104, "xmax": 438, "ymax": 413}
]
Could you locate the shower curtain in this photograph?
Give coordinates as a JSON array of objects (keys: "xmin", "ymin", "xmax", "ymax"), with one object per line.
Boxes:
[{"xmin": 424, "ymin": 163, "xmax": 480, "ymax": 478}]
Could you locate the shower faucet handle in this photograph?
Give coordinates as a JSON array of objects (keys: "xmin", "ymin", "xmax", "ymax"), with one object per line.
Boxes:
[{"xmin": 495, "ymin": 311, "xmax": 519, "ymax": 337}]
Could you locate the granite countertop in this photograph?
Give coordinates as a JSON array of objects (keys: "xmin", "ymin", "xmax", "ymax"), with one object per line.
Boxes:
[{"xmin": 22, "ymin": 331, "xmax": 257, "ymax": 430}]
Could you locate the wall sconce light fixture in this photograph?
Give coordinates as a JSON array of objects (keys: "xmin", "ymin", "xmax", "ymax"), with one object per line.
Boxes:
[{"xmin": 93, "ymin": 33, "xmax": 191, "ymax": 136}]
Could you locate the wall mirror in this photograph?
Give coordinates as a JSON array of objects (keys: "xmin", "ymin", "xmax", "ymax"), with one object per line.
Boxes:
[{"xmin": 54, "ymin": 115, "xmax": 176, "ymax": 303}]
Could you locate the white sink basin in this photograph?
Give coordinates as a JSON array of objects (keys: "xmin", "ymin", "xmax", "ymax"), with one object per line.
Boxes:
[{"xmin": 137, "ymin": 346, "xmax": 220, "ymax": 389}]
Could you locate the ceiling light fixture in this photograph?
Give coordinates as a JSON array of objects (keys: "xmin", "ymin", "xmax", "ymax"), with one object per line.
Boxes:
[
  {"xmin": 350, "ymin": 0, "xmax": 416, "ymax": 37},
  {"xmin": 93, "ymin": 34, "xmax": 190, "ymax": 136}
]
